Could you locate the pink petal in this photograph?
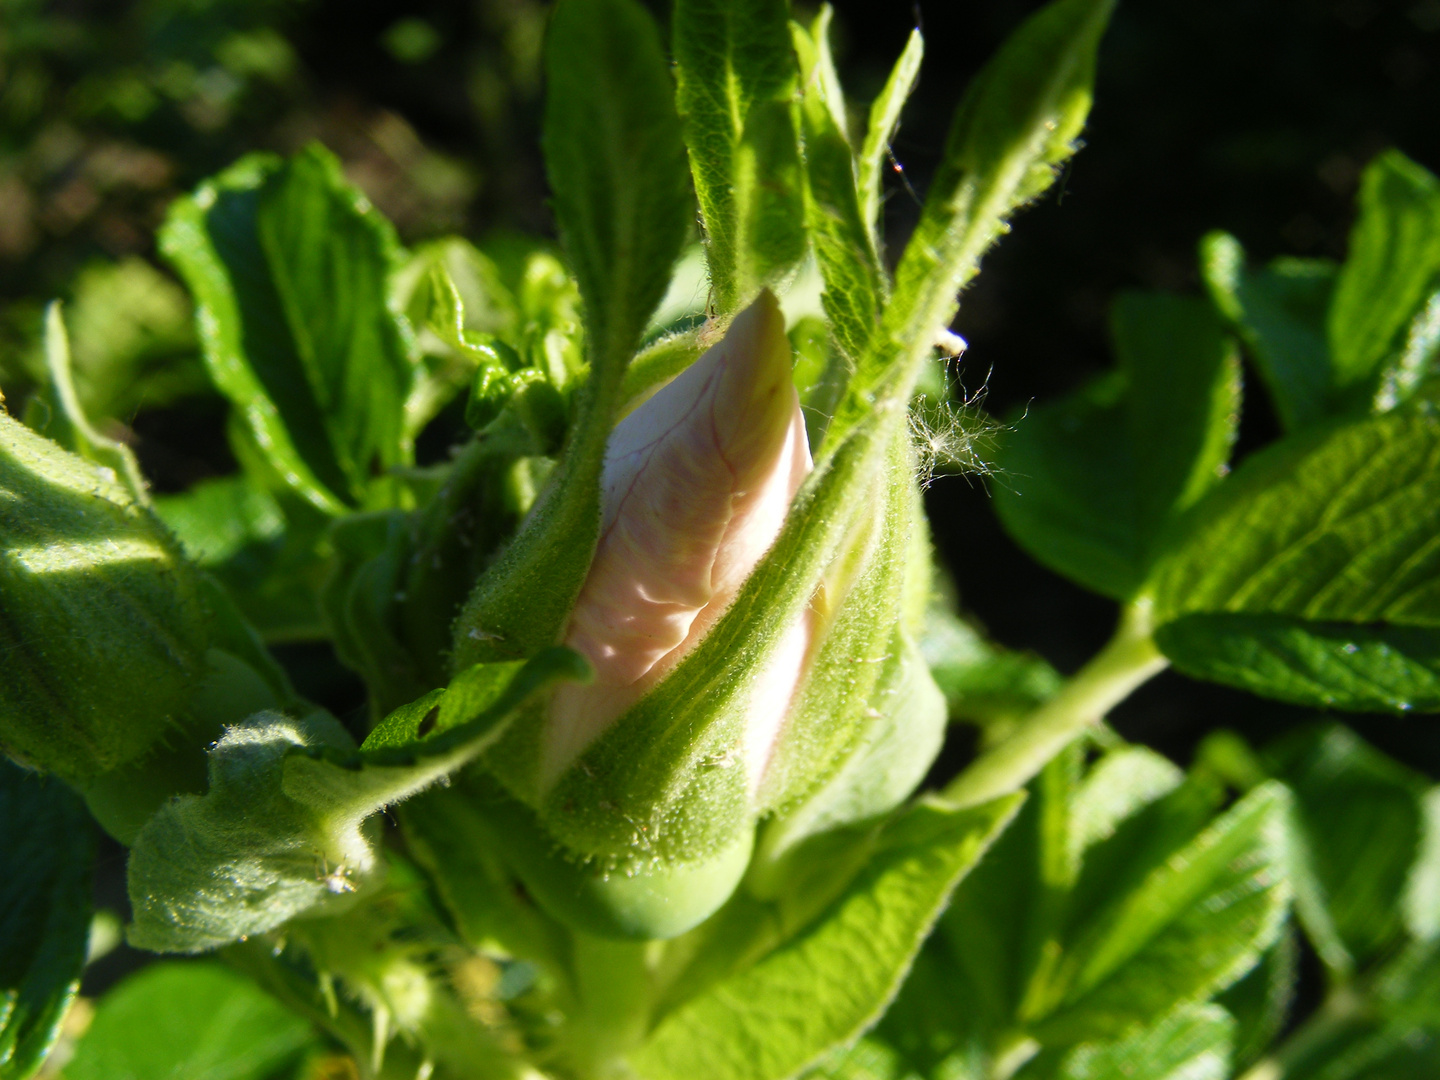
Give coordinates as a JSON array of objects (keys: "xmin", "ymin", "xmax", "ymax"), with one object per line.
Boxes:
[{"xmin": 546, "ymin": 291, "xmax": 814, "ymax": 787}]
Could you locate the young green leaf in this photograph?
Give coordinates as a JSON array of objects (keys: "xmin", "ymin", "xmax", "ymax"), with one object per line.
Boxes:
[
  {"xmin": 673, "ymin": 0, "xmax": 807, "ymax": 312},
  {"xmin": 35, "ymin": 257, "xmax": 202, "ymax": 426},
  {"xmin": 63, "ymin": 963, "xmax": 315, "ymax": 1080},
  {"xmin": 993, "ymin": 293, "xmax": 1240, "ymax": 599},
  {"xmin": 1216, "ymin": 928, "xmax": 1298, "ymax": 1071},
  {"xmin": 1328, "ymin": 150, "xmax": 1440, "ymax": 398},
  {"xmin": 628, "ymin": 794, "xmax": 1023, "ymax": 1080},
  {"xmin": 451, "ymin": 0, "xmax": 691, "ymax": 669},
  {"xmin": 928, "ymin": 756, "xmax": 1284, "ymax": 1068},
  {"xmin": 0, "ymin": 760, "xmax": 94, "ymax": 1080},
  {"xmin": 160, "ymin": 146, "xmax": 415, "ymax": 514},
  {"xmin": 1150, "ymin": 409, "xmax": 1440, "ymax": 712},
  {"xmin": 1201, "ymin": 231, "xmax": 1338, "ymax": 432}
]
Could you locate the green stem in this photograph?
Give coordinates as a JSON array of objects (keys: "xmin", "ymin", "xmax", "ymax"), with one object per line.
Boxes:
[{"xmin": 944, "ymin": 600, "xmax": 1168, "ymax": 809}]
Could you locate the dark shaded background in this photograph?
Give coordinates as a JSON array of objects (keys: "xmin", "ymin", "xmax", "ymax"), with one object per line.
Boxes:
[{"xmin": 5, "ymin": 0, "xmax": 1440, "ymax": 996}]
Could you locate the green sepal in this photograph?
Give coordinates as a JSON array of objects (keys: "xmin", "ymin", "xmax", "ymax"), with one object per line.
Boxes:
[
  {"xmin": 126, "ymin": 648, "xmax": 587, "ymax": 953},
  {"xmin": 76, "ymin": 648, "xmax": 286, "ymax": 845},
  {"xmin": 792, "ymin": 11, "xmax": 884, "ymax": 367},
  {"xmin": 858, "ymin": 28, "xmax": 925, "ymax": 243},
  {"xmin": 461, "ymin": 771, "xmax": 756, "ymax": 941},
  {"xmin": 830, "ymin": 0, "xmax": 1115, "ymax": 451},
  {"xmin": 755, "ymin": 437, "xmax": 946, "ymax": 861},
  {"xmin": 0, "ymin": 409, "xmax": 209, "ymax": 779}
]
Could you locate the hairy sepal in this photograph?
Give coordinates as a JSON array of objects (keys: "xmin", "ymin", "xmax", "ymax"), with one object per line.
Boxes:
[
  {"xmin": 826, "ymin": 0, "xmax": 1114, "ymax": 453},
  {"xmin": 754, "ymin": 437, "xmax": 947, "ymax": 868},
  {"xmin": 126, "ymin": 649, "xmax": 587, "ymax": 953}
]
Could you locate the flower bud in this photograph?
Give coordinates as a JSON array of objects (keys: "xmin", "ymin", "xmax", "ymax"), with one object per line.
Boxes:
[
  {"xmin": 472, "ymin": 291, "xmax": 946, "ymax": 939},
  {"xmin": 0, "ymin": 411, "xmax": 209, "ymax": 779},
  {"xmin": 545, "ymin": 289, "xmax": 813, "ymax": 787}
]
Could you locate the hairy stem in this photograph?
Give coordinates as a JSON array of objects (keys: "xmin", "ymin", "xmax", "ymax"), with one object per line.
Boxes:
[{"xmin": 944, "ymin": 599, "xmax": 1168, "ymax": 809}]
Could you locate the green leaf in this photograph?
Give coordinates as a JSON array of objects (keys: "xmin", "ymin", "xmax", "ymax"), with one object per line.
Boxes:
[
  {"xmin": 41, "ymin": 257, "xmax": 202, "ymax": 426},
  {"xmin": 157, "ymin": 473, "xmax": 328, "ymax": 645},
  {"xmin": 673, "ymin": 0, "xmax": 807, "ymax": 312},
  {"xmin": 919, "ymin": 597, "xmax": 1062, "ymax": 726},
  {"xmin": 1271, "ymin": 939, "xmax": 1440, "ymax": 1080},
  {"xmin": 1150, "ymin": 410, "xmax": 1440, "ymax": 711},
  {"xmin": 993, "ymin": 293, "xmax": 1239, "ymax": 599},
  {"xmin": 451, "ymin": 0, "xmax": 690, "ymax": 668},
  {"xmin": 992, "ymin": 372, "xmax": 1137, "ymax": 598},
  {"xmin": 793, "ymin": 13, "xmax": 884, "ymax": 366},
  {"xmin": 1046, "ymin": 1002, "xmax": 1235, "ymax": 1080},
  {"xmin": 1264, "ymin": 724, "xmax": 1429, "ymax": 964},
  {"xmin": 64, "ymin": 962, "xmax": 314, "ymax": 1080},
  {"xmin": 1158, "ymin": 616, "xmax": 1440, "ymax": 713},
  {"xmin": 843, "ymin": 0, "xmax": 1113, "ymax": 445},
  {"xmin": 126, "ymin": 649, "xmax": 587, "ymax": 953},
  {"xmin": 1112, "ymin": 293, "xmax": 1241, "ymax": 534},
  {"xmin": 160, "ymin": 145, "xmax": 416, "ymax": 513},
  {"xmin": 1215, "ymin": 927, "xmax": 1298, "ymax": 1070},
  {"xmin": 628, "ymin": 794, "xmax": 1023, "ymax": 1080},
  {"xmin": 1201, "ymin": 231, "xmax": 1338, "ymax": 432},
  {"xmin": 155, "ymin": 475, "xmax": 285, "ymax": 567},
  {"xmin": 0, "ymin": 761, "xmax": 94, "ymax": 1080},
  {"xmin": 1066, "ymin": 746, "xmax": 1183, "ymax": 866},
  {"xmin": 399, "ymin": 780, "xmax": 568, "ymax": 969},
  {"xmin": 1328, "ymin": 150, "xmax": 1440, "ymax": 397},
  {"xmin": 1031, "ymin": 783, "xmax": 1291, "ymax": 1046},
  {"xmin": 1405, "ymin": 787, "xmax": 1440, "ymax": 942},
  {"xmin": 29, "ymin": 302, "xmax": 148, "ymax": 501},
  {"xmin": 543, "ymin": 0, "xmax": 690, "ymax": 378},
  {"xmin": 858, "ymin": 29, "xmax": 924, "ymax": 240},
  {"xmin": 0, "ymin": 410, "xmax": 209, "ymax": 779}
]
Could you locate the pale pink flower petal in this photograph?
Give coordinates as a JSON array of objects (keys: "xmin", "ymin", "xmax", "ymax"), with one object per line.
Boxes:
[{"xmin": 545, "ymin": 291, "xmax": 813, "ymax": 786}]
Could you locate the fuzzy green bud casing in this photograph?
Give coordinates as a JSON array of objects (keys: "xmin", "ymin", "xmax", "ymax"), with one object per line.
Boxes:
[{"xmin": 0, "ymin": 410, "xmax": 208, "ymax": 778}]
